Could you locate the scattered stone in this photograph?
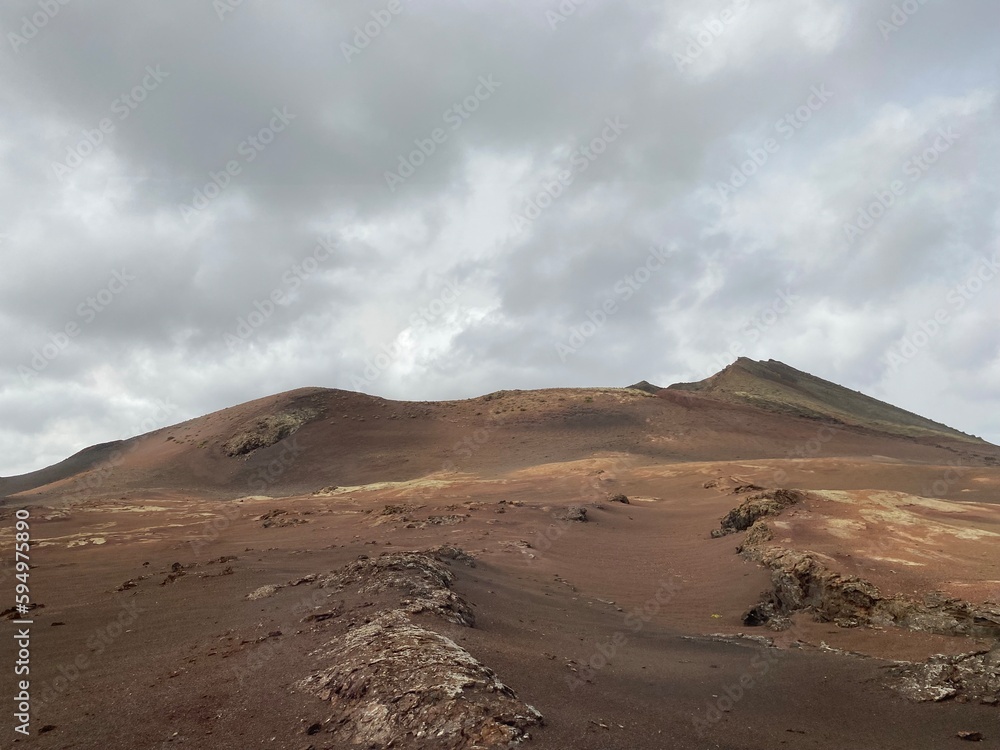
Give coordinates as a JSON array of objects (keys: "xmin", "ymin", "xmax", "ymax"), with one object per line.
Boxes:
[
  {"xmin": 429, "ymin": 545, "xmax": 477, "ymax": 567},
  {"xmin": 246, "ymin": 584, "xmax": 283, "ymax": 601},
  {"xmin": 889, "ymin": 647, "xmax": 1000, "ymax": 704},
  {"xmin": 732, "ymin": 484, "xmax": 766, "ymax": 494},
  {"xmin": 160, "ymin": 570, "xmax": 186, "ymax": 586},
  {"xmin": 608, "ymin": 493, "xmax": 630, "ymax": 504},
  {"xmin": 957, "ymin": 731, "xmax": 984, "ymax": 742},
  {"xmin": 257, "ymin": 509, "xmax": 308, "ymax": 528},
  {"xmin": 302, "ymin": 609, "xmax": 342, "ymax": 623}
]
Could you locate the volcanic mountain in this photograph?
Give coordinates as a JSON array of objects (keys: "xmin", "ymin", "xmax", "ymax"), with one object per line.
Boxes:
[
  {"xmin": 3, "ymin": 358, "xmax": 996, "ymax": 504},
  {"xmin": 669, "ymin": 357, "xmax": 984, "ymax": 442},
  {"xmin": 3, "ymin": 359, "xmax": 998, "ymax": 750}
]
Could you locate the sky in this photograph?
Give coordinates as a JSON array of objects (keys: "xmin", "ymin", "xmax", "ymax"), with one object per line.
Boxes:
[{"xmin": 2, "ymin": 0, "xmax": 999, "ymax": 476}]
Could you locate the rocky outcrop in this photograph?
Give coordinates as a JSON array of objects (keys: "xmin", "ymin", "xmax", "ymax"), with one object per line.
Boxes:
[
  {"xmin": 558, "ymin": 506, "xmax": 588, "ymax": 522},
  {"xmin": 741, "ymin": 541, "xmax": 1000, "ymax": 637},
  {"xmin": 223, "ymin": 409, "xmax": 316, "ymax": 456},
  {"xmin": 300, "ymin": 610, "xmax": 542, "ymax": 749},
  {"xmin": 741, "ymin": 546, "xmax": 882, "ymax": 629},
  {"xmin": 300, "ymin": 549, "xmax": 542, "ymax": 748},
  {"xmin": 717, "ymin": 492, "xmax": 1000, "ymax": 639},
  {"xmin": 712, "ymin": 489, "xmax": 804, "ymax": 537},
  {"xmin": 318, "ymin": 551, "xmax": 475, "ymax": 626},
  {"xmin": 889, "ymin": 646, "xmax": 1000, "ymax": 704}
]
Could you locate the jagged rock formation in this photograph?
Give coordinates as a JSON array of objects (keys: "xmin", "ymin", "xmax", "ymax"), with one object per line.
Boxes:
[
  {"xmin": 711, "ymin": 488, "xmax": 804, "ymax": 537},
  {"xmin": 717, "ymin": 493, "xmax": 1000, "ymax": 639},
  {"xmin": 299, "ymin": 610, "xmax": 543, "ymax": 749},
  {"xmin": 741, "ymin": 535, "xmax": 1000, "ymax": 636},
  {"xmin": 889, "ymin": 646, "xmax": 1000, "ymax": 704},
  {"xmin": 318, "ymin": 550, "xmax": 476, "ymax": 626},
  {"xmin": 300, "ymin": 549, "xmax": 542, "ymax": 748},
  {"xmin": 223, "ymin": 409, "xmax": 317, "ymax": 456}
]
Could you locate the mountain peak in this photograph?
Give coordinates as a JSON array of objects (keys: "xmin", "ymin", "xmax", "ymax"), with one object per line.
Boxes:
[
  {"xmin": 669, "ymin": 358, "xmax": 981, "ymax": 443},
  {"xmin": 627, "ymin": 380, "xmax": 664, "ymax": 394}
]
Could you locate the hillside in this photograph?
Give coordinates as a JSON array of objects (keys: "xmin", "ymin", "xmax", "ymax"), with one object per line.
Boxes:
[
  {"xmin": 668, "ymin": 357, "xmax": 983, "ymax": 443},
  {"xmin": 3, "ymin": 360, "xmax": 997, "ymax": 504},
  {"xmin": 6, "ymin": 359, "xmax": 1000, "ymax": 750}
]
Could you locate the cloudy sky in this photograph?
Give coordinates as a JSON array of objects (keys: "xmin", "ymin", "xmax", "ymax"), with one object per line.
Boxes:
[{"xmin": 2, "ymin": 0, "xmax": 999, "ymax": 475}]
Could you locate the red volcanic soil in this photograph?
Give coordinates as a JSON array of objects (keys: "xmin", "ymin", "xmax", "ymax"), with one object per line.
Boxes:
[{"xmin": 2, "ymin": 361, "xmax": 999, "ymax": 749}]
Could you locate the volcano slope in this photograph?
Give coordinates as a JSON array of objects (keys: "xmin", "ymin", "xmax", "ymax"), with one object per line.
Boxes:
[{"xmin": 2, "ymin": 359, "xmax": 999, "ymax": 749}]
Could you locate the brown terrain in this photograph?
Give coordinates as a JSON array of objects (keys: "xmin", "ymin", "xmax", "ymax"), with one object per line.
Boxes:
[{"xmin": 2, "ymin": 357, "xmax": 998, "ymax": 749}]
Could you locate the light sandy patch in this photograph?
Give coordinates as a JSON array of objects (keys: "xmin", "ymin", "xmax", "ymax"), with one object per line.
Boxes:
[
  {"xmin": 870, "ymin": 556, "xmax": 923, "ymax": 567},
  {"xmin": 810, "ymin": 490, "xmax": 855, "ymax": 504},
  {"xmin": 316, "ymin": 478, "xmax": 456, "ymax": 495},
  {"xmin": 67, "ymin": 536, "xmax": 108, "ymax": 548},
  {"xmin": 823, "ymin": 518, "xmax": 866, "ymax": 539},
  {"xmin": 89, "ymin": 505, "xmax": 171, "ymax": 513}
]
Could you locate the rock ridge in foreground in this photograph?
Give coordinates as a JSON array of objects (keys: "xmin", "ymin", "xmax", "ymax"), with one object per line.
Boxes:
[
  {"xmin": 713, "ymin": 491, "xmax": 1000, "ymax": 639},
  {"xmin": 300, "ymin": 548, "xmax": 542, "ymax": 749}
]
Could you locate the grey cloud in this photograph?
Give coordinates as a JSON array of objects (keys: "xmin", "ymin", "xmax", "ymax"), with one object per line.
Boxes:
[{"xmin": 1, "ymin": 0, "xmax": 1000, "ymax": 474}]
